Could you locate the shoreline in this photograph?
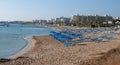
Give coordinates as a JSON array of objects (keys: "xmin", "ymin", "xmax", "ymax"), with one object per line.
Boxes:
[
  {"xmin": 2, "ymin": 25, "xmax": 55, "ymax": 59},
  {"xmin": 6, "ymin": 36, "xmax": 36, "ymax": 59},
  {"xmin": 1, "ymin": 27, "xmax": 120, "ymax": 65},
  {"xmin": 0, "ymin": 35, "xmax": 120, "ymax": 65}
]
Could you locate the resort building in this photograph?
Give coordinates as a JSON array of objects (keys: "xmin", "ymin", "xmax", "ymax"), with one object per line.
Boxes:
[
  {"xmin": 39, "ymin": 20, "xmax": 47, "ymax": 25},
  {"xmin": 54, "ymin": 17, "xmax": 70, "ymax": 22},
  {"xmin": 60, "ymin": 17, "xmax": 70, "ymax": 22},
  {"xmin": 70, "ymin": 14, "xmax": 113, "ymax": 23}
]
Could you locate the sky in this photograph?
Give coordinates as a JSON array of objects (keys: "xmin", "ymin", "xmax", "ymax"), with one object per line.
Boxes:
[{"xmin": 0, "ymin": 0, "xmax": 120, "ymax": 21}]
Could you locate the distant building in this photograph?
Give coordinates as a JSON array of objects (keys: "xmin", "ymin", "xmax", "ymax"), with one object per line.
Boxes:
[
  {"xmin": 59, "ymin": 17, "xmax": 70, "ymax": 22},
  {"xmin": 39, "ymin": 20, "xmax": 47, "ymax": 25},
  {"xmin": 55, "ymin": 18, "xmax": 61, "ymax": 22},
  {"xmin": 70, "ymin": 14, "xmax": 113, "ymax": 23},
  {"xmin": 115, "ymin": 17, "xmax": 120, "ymax": 20},
  {"xmin": 49, "ymin": 19, "xmax": 56, "ymax": 22},
  {"xmin": 49, "ymin": 17, "xmax": 70, "ymax": 23},
  {"xmin": 70, "ymin": 14, "xmax": 80, "ymax": 22}
]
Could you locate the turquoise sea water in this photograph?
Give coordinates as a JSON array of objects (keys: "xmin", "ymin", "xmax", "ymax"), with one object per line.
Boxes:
[{"xmin": 0, "ymin": 23, "xmax": 54, "ymax": 58}]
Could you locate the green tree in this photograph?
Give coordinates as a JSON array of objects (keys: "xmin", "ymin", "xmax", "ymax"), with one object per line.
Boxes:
[{"xmin": 110, "ymin": 19, "xmax": 116, "ymax": 25}]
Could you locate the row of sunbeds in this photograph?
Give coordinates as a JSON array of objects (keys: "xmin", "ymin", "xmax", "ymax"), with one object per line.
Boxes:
[{"xmin": 50, "ymin": 28, "xmax": 115, "ymax": 46}]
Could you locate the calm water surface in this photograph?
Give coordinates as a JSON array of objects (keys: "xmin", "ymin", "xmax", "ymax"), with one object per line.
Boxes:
[{"xmin": 0, "ymin": 23, "xmax": 54, "ymax": 58}]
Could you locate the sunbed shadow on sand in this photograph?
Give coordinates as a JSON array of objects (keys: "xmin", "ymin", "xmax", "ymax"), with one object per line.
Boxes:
[
  {"xmin": 73, "ymin": 43, "xmax": 87, "ymax": 46},
  {"xmin": 0, "ymin": 58, "xmax": 11, "ymax": 63},
  {"xmin": 77, "ymin": 44, "xmax": 87, "ymax": 46},
  {"xmin": 73, "ymin": 40, "xmax": 110, "ymax": 46},
  {"xmin": 102, "ymin": 40, "xmax": 110, "ymax": 42}
]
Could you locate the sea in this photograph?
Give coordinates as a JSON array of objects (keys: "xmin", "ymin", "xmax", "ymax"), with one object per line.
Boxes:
[{"xmin": 0, "ymin": 23, "xmax": 54, "ymax": 58}]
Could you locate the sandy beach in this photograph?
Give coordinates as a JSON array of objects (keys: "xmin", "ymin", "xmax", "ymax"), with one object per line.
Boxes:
[{"xmin": 0, "ymin": 30, "xmax": 120, "ymax": 65}]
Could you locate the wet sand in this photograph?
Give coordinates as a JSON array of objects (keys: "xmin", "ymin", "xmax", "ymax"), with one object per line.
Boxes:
[{"xmin": 0, "ymin": 33, "xmax": 120, "ymax": 65}]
